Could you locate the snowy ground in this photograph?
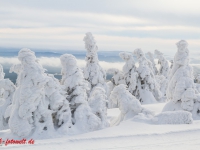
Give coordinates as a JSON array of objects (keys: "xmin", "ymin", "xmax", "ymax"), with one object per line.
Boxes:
[{"xmin": 1, "ymin": 103, "xmax": 200, "ymax": 150}]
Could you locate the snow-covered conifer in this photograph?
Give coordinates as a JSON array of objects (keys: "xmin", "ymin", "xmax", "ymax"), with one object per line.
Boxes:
[
  {"xmin": 168, "ymin": 40, "xmax": 189, "ymax": 80},
  {"xmin": 146, "ymin": 52, "xmax": 157, "ymax": 75},
  {"xmin": 83, "ymin": 32, "xmax": 107, "ymax": 94},
  {"xmin": 107, "ymin": 68, "xmax": 125, "ymax": 86},
  {"xmin": 88, "ymin": 87, "xmax": 109, "ymax": 128},
  {"xmin": 8, "ymin": 48, "xmax": 53, "ymax": 137},
  {"xmin": 170, "ymin": 60, "xmax": 173, "ymax": 69},
  {"xmin": 164, "ymin": 40, "xmax": 200, "ymax": 120},
  {"xmin": 60, "ymin": 54, "xmax": 101, "ymax": 132},
  {"xmin": 9, "ymin": 64, "xmax": 22, "ymax": 86},
  {"xmin": 0, "ymin": 65, "xmax": 16, "ymax": 130},
  {"xmin": 155, "ymin": 75, "xmax": 168, "ymax": 97},
  {"xmin": 110, "ymin": 84, "xmax": 153, "ymax": 125},
  {"xmin": 133, "ymin": 49, "xmax": 162, "ymax": 104},
  {"xmin": 119, "ymin": 52, "xmax": 137, "ymax": 95},
  {"xmin": 106, "ymin": 68, "xmax": 126, "ymax": 108},
  {"xmin": 154, "ymin": 50, "xmax": 169, "ymax": 78},
  {"xmin": 45, "ymin": 74, "xmax": 72, "ymax": 132}
]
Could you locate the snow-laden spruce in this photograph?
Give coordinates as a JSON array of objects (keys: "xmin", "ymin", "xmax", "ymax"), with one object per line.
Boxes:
[
  {"xmin": 110, "ymin": 84, "xmax": 154, "ymax": 126},
  {"xmin": 60, "ymin": 54, "xmax": 101, "ymax": 133},
  {"xmin": 83, "ymin": 32, "xmax": 107, "ymax": 94},
  {"xmin": 164, "ymin": 40, "xmax": 200, "ymax": 119},
  {"xmin": 7, "ymin": 48, "xmax": 54, "ymax": 137},
  {"xmin": 106, "ymin": 68, "xmax": 125, "ymax": 108},
  {"xmin": 155, "ymin": 75, "xmax": 168, "ymax": 97},
  {"xmin": 0, "ymin": 65, "xmax": 16, "ymax": 130},
  {"xmin": 154, "ymin": 50, "xmax": 169, "ymax": 78},
  {"xmin": 45, "ymin": 74, "xmax": 72, "ymax": 133},
  {"xmin": 146, "ymin": 52, "xmax": 158, "ymax": 75},
  {"xmin": 9, "ymin": 64, "xmax": 22, "ymax": 87},
  {"xmin": 88, "ymin": 87, "xmax": 110, "ymax": 128},
  {"xmin": 168, "ymin": 40, "xmax": 189, "ymax": 80},
  {"xmin": 133, "ymin": 49, "xmax": 163, "ymax": 104},
  {"xmin": 119, "ymin": 52, "xmax": 137, "ymax": 96}
]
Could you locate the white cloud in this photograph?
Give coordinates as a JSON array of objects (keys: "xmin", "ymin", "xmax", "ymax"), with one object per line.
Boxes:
[
  {"xmin": 0, "ymin": 57, "xmax": 124, "ymax": 71},
  {"xmin": 0, "ymin": 0, "xmax": 200, "ymax": 52}
]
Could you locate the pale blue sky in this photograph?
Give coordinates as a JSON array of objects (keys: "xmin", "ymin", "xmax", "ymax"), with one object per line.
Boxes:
[{"xmin": 0, "ymin": 0, "xmax": 200, "ymax": 54}]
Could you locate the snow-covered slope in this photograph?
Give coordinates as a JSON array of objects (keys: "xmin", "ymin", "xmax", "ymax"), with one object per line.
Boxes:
[{"xmin": 1, "ymin": 103, "xmax": 200, "ymax": 150}]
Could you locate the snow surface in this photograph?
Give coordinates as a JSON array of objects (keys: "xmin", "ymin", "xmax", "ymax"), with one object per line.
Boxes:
[{"xmin": 1, "ymin": 103, "xmax": 200, "ymax": 150}]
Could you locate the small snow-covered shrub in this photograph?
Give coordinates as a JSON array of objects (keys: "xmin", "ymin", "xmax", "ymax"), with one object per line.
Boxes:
[
  {"xmin": 107, "ymin": 68, "xmax": 125, "ymax": 107},
  {"xmin": 88, "ymin": 87, "xmax": 109, "ymax": 128},
  {"xmin": 110, "ymin": 84, "xmax": 153, "ymax": 125},
  {"xmin": 153, "ymin": 111, "xmax": 193, "ymax": 124}
]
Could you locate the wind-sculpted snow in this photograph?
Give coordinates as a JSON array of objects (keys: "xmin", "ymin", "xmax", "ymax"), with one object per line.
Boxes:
[
  {"xmin": 60, "ymin": 54, "xmax": 101, "ymax": 133},
  {"xmin": 153, "ymin": 111, "xmax": 193, "ymax": 124},
  {"xmin": 110, "ymin": 84, "xmax": 154, "ymax": 125},
  {"xmin": 0, "ymin": 65, "xmax": 16, "ymax": 130},
  {"xmin": 83, "ymin": 32, "xmax": 107, "ymax": 94}
]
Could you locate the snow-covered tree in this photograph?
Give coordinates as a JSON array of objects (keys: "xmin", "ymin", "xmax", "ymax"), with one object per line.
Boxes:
[
  {"xmin": 133, "ymin": 49, "xmax": 162, "ymax": 104},
  {"xmin": 107, "ymin": 68, "xmax": 125, "ymax": 86},
  {"xmin": 106, "ymin": 68, "xmax": 125, "ymax": 101},
  {"xmin": 164, "ymin": 40, "xmax": 200, "ymax": 120},
  {"xmin": 83, "ymin": 32, "xmax": 107, "ymax": 94},
  {"xmin": 0, "ymin": 65, "xmax": 5, "ymax": 80},
  {"xmin": 9, "ymin": 64, "xmax": 22, "ymax": 87},
  {"xmin": 146, "ymin": 52, "xmax": 157, "ymax": 75},
  {"xmin": 60, "ymin": 54, "xmax": 101, "ymax": 132},
  {"xmin": 8, "ymin": 48, "xmax": 54, "ymax": 137},
  {"xmin": 170, "ymin": 60, "xmax": 173, "ymax": 69},
  {"xmin": 195, "ymin": 74, "xmax": 200, "ymax": 84},
  {"xmin": 168, "ymin": 40, "xmax": 189, "ymax": 80},
  {"xmin": 110, "ymin": 84, "xmax": 153, "ymax": 125},
  {"xmin": 119, "ymin": 52, "xmax": 137, "ymax": 96},
  {"xmin": 45, "ymin": 74, "xmax": 72, "ymax": 133},
  {"xmin": 155, "ymin": 75, "xmax": 168, "ymax": 97},
  {"xmin": 154, "ymin": 50, "xmax": 169, "ymax": 78},
  {"xmin": 88, "ymin": 87, "xmax": 109, "ymax": 128},
  {"xmin": 0, "ymin": 65, "xmax": 16, "ymax": 130}
]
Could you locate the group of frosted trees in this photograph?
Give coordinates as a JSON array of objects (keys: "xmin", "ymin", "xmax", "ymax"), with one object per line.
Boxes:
[
  {"xmin": 108, "ymin": 48, "xmax": 169, "ymax": 105},
  {"xmin": 0, "ymin": 32, "xmax": 199, "ymax": 137},
  {"xmin": 0, "ymin": 33, "xmax": 109, "ymax": 137}
]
